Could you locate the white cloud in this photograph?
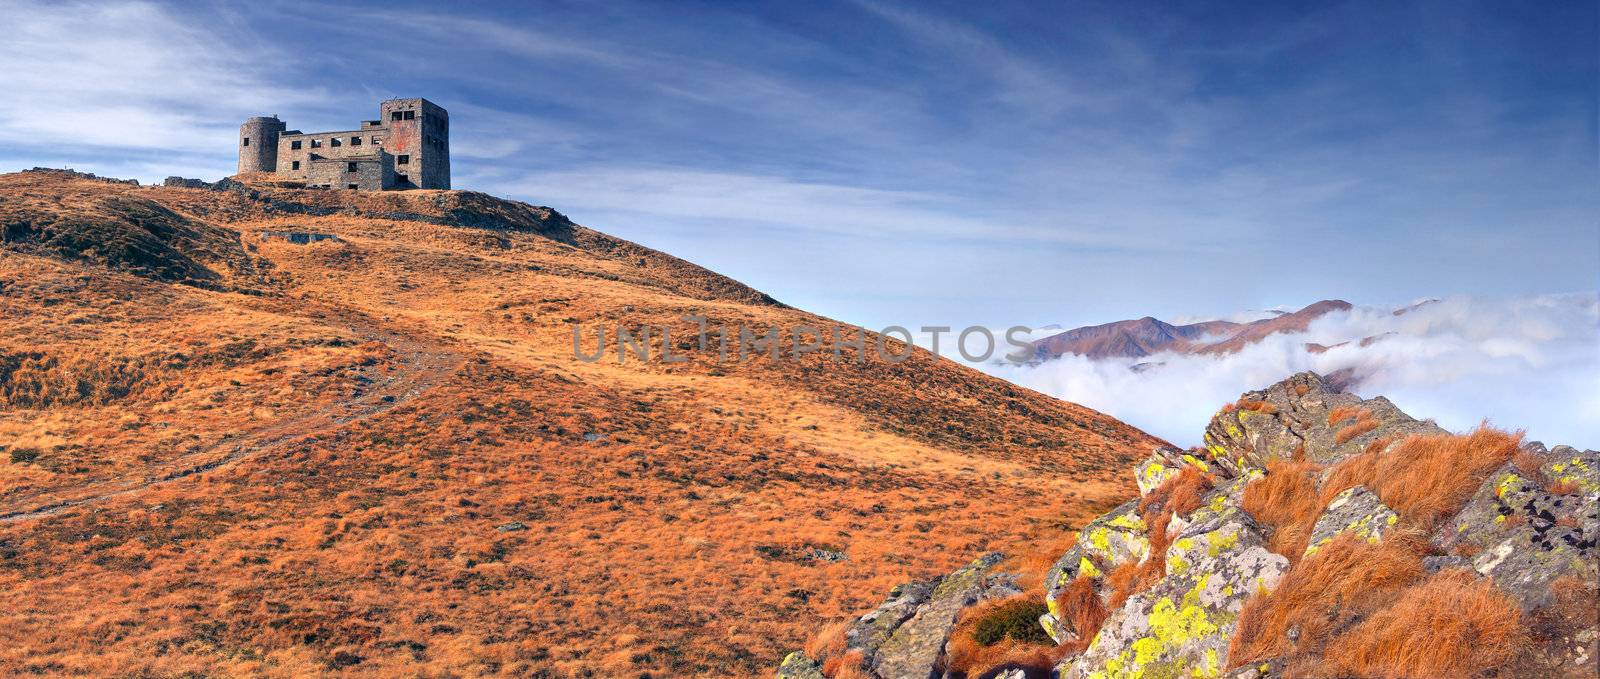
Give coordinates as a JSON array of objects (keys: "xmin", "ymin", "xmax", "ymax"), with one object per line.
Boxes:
[
  {"xmin": 0, "ymin": 1, "xmax": 326, "ymax": 156},
  {"xmin": 981, "ymin": 294, "xmax": 1600, "ymax": 448}
]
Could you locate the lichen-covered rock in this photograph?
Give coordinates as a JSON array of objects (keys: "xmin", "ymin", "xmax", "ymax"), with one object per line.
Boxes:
[
  {"xmin": 845, "ymin": 579, "xmax": 935, "ymax": 659},
  {"xmin": 1199, "ymin": 372, "xmax": 1445, "ymax": 477},
  {"xmin": 1061, "ymin": 515, "xmax": 1289, "ymax": 679},
  {"xmin": 1043, "ymin": 500, "xmax": 1153, "ymax": 624},
  {"xmin": 873, "ymin": 553, "xmax": 1006, "ymax": 679},
  {"xmin": 1076, "ymin": 500, "xmax": 1152, "ymax": 572},
  {"xmin": 1167, "ymin": 470, "xmax": 1259, "ymax": 541},
  {"xmin": 1132, "ymin": 448, "xmax": 1196, "ymax": 496},
  {"xmin": 776, "ymin": 651, "xmax": 826, "ymax": 679},
  {"xmin": 1433, "ymin": 459, "xmax": 1599, "ymax": 611},
  {"xmin": 1304, "ymin": 486, "xmax": 1398, "ymax": 556}
]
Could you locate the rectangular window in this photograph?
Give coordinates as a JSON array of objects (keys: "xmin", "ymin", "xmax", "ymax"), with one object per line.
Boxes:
[
  {"xmin": 290, "ymin": 140, "xmax": 302, "ymax": 150},
  {"xmin": 403, "ymin": 110, "xmax": 415, "ymax": 120},
  {"xmin": 347, "ymin": 162, "xmax": 359, "ymax": 172},
  {"xmin": 396, "ymin": 174, "xmax": 409, "ymax": 184},
  {"xmin": 242, "ymin": 137, "xmax": 250, "ymax": 147},
  {"xmin": 330, "ymin": 138, "xmax": 341, "ymax": 147},
  {"xmin": 391, "ymin": 111, "xmax": 403, "ymax": 121},
  {"xmin": 350, "ymin": 136, "xmax": 361, "ymax": 145},
  {"xmin": 397, "ymin": 154, "xmax": 410, "ymax": 165},
  {"xmin": 348, "ymin": 184, "xmax": 359, "ymax": 190},
  {"xmin": 291, "ymin": 161, "xmax": 300, "ymax": 170},
  {"xmin": 310, "ymin": 139, "xmax": 321, "ymax": 148},
  {"xmin": 371, "ymin": 136, "xmax": 382, "ymax": 145}
]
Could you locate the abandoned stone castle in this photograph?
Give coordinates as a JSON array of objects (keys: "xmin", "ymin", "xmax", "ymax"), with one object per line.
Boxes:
[{"xmin": 237, "ymin": 98, "xmax": 449, "ymax": 191}]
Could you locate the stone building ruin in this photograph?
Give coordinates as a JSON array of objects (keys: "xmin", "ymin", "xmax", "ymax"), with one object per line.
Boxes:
[{"xmin": 238, "ymin": 98, "xmax": 449, "ymax": 191}]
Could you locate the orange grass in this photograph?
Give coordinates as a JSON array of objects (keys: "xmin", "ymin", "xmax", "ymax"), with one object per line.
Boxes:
[
  {"xmin": 1227, "ymin": 533, "xmax": 1426, "ymax": 668},
  {"xmin": 1322, "ymin": 570, "xmax": 1524, "ymax": 678},
  {"xmin": 1326, "ymin": 405, "xmax": 1361, "ymax": 426},
  {"xmin": 1332, "ymin": 413, "xmax": 1378, "ymax": 444},
  {"xmin": 1321, "ymin": 424, "xmax": 1522, "ymax": 532},
  {"xmin": 806, "ymin": 620, "xmax": 850, "ymax": 667},
  {"xmin": 1049, "ymin": 575, "xmax": 1108, "ymax": 654},
  {"xmin": 1240, "ymin": 459, "xmax": 1324, "ymax": 559},
  {"xmin": 1236, "ymin": 400, "xmax": 1277, "ymax": 414}
]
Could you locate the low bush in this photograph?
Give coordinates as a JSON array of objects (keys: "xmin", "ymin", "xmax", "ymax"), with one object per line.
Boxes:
[{"xmin": 972, "ymin": 598, "xmax": 1051, "ymax": 646}]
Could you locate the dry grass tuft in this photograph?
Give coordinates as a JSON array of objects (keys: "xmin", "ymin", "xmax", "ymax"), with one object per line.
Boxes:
[
  {"xmin": 1228, "ymin": 533, "xmax": 1426, "ymax": 668},
  {"xmin": 1237, "ymin": 400, "xmax": 1277, "ymax": 414},
  {"xmin": 1241, "ymin": 459, "xmax": 1324, "ymax": 560},
  {"xmin": 1326, "ymin": 405, "xmax": 1361, "ymax": 426},
  {"xmin": 1332, "ymin": 412, "xmax": 1378, "ymax": 444},
  {"xmin": 1322, "ymin": 569, "xmax": 1524, "ymax": 678},
  {"xmin": 1138, "ymin": 465, "xmax": 1213, "ymax": 519},
  {"xmin": 1293, "ymin": 384, "xmax": 1310, "ymax": 397},
  {"xmin": 1050, "ymin": 574, "xmax": 1108, "ymax": 653},
  {"xmin": 1547, "ymin": 479, "xmax": 1581, "ymax": 495},
  {"xmin": 1322, "ymin": 424, "xmax": 1522, "ymax": 532},
  {"xmin": 805, "ymin": 620, "xmax": 850, "ymax": 667},
  {"xmin": 825, "ymin": 650, "xmax": 870, "ymax": 679}
]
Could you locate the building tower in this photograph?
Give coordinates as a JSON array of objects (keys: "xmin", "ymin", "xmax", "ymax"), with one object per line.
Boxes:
[
  {"xmin": 238, "ymin": 116, "xmax": 286, "ymax": 174},
  {"xmin": 378, "ymin": 99, "xmax": 450, "ymax": 189}
]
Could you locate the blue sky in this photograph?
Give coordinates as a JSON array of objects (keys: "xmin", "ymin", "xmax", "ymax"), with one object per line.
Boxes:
[{"xmin": 2, "ymin": 0, "xmax": 1595, "ymax": 333}]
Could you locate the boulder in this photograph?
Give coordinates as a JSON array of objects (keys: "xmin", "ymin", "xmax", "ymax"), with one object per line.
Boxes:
[
  {"xmin": 873, "ymin": 553, "xmax": 1006, "ymax": 679},
  {"xmin": 1061, "ymin": 515, "xmax": 1289, "ymax": 679},
  {"xmin": 1135, "ymin": 452, "xmax": 1184, "ymax": 496},
  {"xmin": 776, "ymin": 651, "xmax": 826, "ymax": 679},
  {"xmin": 1303, "ymin": 486, "xmax": 1398, "ymax": 557},
  {"xmin": 845, "ymin": 579, "xmax": 936, "ymax": 658},
  {"xmin": 1433, "ymin": 458, "xmax": 1598, "ymax": 611},
  {"xmin": 1199, "ymin": 372, "xmax": 1445, "ymax": 477},
  {"xmin": 1043, "ymin": 500, "xmax": 1152, "ymax": 624}
]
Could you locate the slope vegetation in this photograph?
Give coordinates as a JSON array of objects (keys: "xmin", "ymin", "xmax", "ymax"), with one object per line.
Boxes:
[{"xmin": 0, "ymin": 169, "xmax": 1161, "ymax": 677}]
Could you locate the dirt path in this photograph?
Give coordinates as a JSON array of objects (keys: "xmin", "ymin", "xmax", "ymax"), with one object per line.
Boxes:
[{"xmin": 0, "ymin": 303, "xmax": 462, "ymax": 524}]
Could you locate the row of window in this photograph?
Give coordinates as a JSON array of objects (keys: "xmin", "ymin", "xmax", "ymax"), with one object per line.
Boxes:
[
  {"xmin": 284, "ymin": 156, "xmax": 409, "ymax": 173},
  {"xmin": 289, "ymin": 135, "xmax": 384, "ymax": 150},
  {"xmin": 391, "ymin": 110, "xmax": 417, "ymax": 121}
]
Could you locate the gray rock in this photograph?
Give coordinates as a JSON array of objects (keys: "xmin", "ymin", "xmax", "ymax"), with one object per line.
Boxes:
[
  {"xmin": 1433, "ymin": 460, "xmax": 1599, "ymax": 611},
  {"xmin": 846, "ymin": 579, "xmax": 936, "ymax": 658},
  {"xmin": 1061, "ymin": 514, "xmax": 1289, "ymax": 679},
  {"xmin": 776, "ymin": 651, "xmax": 826, "ymax": 679},
  {"xmin": 874, "ymin": 553, "xmax": 1005, "ymax": 679},
  {"xmin": 1304, "ymin": 486, "xmax": 1398, "ymax": 557},
  {"xmin": 1422, "ymin": 555, "xmax": 1472, "ymax": 574},
  {"xmin": 1199, "ymin": 372, "xmax": 1446, "ymax": 477}
]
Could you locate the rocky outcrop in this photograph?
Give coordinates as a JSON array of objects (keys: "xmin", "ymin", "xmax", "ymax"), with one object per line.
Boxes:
[
  {"xmin": 781, "ymin": 553, "xmax": 1019, "ymax": 679},
  {"xmin": 778, "ymin": 372, "xmax": 1599, "ymax": 679},
  {"xmin": 1061, "ymin": 513, "xmax": 1288, "ymax": 678},
  {"xmin": 1304, "ymin": 486, "xmax": 1397, "ymax": 556},
  {"xmin": 1200, "ymin": 372, "xmax": 1445, "ymax": 476},
  {"xmin": 1433, "ymin": 443, "xmax": 1599, "ymax": 611}
]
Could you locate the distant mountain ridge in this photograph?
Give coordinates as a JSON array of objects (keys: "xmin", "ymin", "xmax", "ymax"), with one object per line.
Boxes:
[{"xmin": 1033, "ymin": 299, "xmax": 1353, "ymax": 360}]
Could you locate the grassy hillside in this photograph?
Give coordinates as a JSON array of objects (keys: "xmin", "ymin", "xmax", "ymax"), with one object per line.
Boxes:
[{"xmin": 0, "ymin": 170, "xmax": 1162, "ymax": 677}]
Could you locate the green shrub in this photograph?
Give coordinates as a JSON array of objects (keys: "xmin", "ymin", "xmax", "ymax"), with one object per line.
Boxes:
[{"xmin": 972, "ymin": 598, "xmax": 1051, "ymax": 646}]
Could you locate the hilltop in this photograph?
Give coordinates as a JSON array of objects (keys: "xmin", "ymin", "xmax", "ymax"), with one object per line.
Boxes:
[{"xmin": 0, "ymin": 169, "xmax": 1162, "ymax": 677}]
